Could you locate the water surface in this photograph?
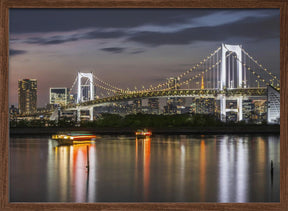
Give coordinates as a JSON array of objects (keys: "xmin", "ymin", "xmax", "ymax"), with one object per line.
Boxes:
[{"xmin": 10, "ymin": 134, "xmax": 280, "ymax": 202}]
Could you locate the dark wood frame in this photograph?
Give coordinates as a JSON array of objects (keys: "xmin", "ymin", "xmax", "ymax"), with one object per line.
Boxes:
[{"xmin": 1, "ymin": 0, "xmax": 287, "ymax": 210}]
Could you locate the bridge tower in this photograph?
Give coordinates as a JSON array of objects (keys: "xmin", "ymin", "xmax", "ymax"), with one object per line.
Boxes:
[
  {"xmin": 220, "ymin": 44, "xmax": 244, "ymax": 122},
  {"xmin": 77, "ymin": 72, "xmax": 94, "ymax": 103},
  {"xmin": 76, "ymin": 72, "xmax": 94, "ymax": 121},
  {"xmin": 220, "ymin": 43, "xmax": 243, "ymax": 90}
]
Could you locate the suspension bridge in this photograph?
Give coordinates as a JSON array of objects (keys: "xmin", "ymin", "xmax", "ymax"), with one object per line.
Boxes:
[{"xmin": 20, "ymin": 43, "xmax": 281, "ymax": 123}]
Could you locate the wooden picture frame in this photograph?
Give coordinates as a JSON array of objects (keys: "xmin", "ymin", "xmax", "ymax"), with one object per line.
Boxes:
[{"xmin": 1, "ymin": 0, "xmax": 287, "ymax": 210}]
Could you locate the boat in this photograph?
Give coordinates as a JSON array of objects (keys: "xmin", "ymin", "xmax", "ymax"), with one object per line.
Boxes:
[
  {"xmin": 135, "ymin": 129, "xmax": 152, "ymax": 138},
  {"xmin": 52, "ymin": 131, "xmax": 97, "ymax": 145}
]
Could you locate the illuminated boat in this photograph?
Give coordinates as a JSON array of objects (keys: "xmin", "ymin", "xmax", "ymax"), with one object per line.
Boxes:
[
  {"xmin": 135, "ymin": 129, "xmax": 152, "ymax": 138},
  {"xmin": 52, "ymin": 132, "xmax": 97, "ymax": 145}
]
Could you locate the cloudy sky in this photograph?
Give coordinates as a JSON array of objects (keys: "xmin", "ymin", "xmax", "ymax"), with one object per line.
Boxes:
[{"xmin": 9, "ymin": 9, "xmax": 280, "ymax": 107}]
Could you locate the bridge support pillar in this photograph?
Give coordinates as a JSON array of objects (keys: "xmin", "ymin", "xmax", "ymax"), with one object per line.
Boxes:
[
  {"xmin": 220, "ymin": 95, "xmax": 226, "ymax": 122},
  {"xmin": 77, "ymin": 108, "xmax": 81, "ymax": 122},
  {"xmin": 89, "ymin": 107, "xmax": 94, "ymax": 121},
  {"xmin": 237, "ymin": 96, "xmax": 243, "ymax": 121}
]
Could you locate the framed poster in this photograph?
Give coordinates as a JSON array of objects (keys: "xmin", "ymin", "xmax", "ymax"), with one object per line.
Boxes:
[{"xmin": 1, "ymin": 0, "xmax": 287, "ymax": 210}]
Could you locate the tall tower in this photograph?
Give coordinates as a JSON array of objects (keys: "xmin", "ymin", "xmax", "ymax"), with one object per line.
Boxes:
[
  {"xmin": 18, "ymin": 79, "xmax": 37, "ymax": 114},
  {"xmin": 220, "ymin": 43, "xmax": 243, "ymax": 90},
  {"xmin": 219, "ymin": 44, "xmax": 243, "ymax": 122},
  {"xmin": 77, "ymin": 72, "xmax": 94, "ymax": 103},
  {"xmin": 201, "ymin": 75, "xmax": 204, "ymax": 89}
]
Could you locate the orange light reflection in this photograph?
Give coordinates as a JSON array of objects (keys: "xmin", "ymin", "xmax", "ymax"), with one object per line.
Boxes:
[
  {"xmin": 143, "ymin": 137, "xmax": 151, "ymax": 201},
  {"xmin": 200, "ymin": 140, "xmax": 206, "ymax": 201}
]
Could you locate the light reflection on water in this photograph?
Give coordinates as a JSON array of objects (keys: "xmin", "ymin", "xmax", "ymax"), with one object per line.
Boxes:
[{"xmin": 10, "ymin": 134, "xmax": 279, "ymax": 202}]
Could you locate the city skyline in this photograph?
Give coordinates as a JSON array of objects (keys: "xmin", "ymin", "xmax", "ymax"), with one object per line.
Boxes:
[{"xmin": 9, "ymin": 9, "xmax": 280, "ymax": 107}]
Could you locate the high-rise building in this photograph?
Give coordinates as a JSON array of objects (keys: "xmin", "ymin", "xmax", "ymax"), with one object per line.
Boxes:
[
  {"xmin": 18, "ymin": 79, "xmax": 37, "ymax": 114},
  {"xmin": 49, "ymin": 87, "xmax": 70, "ymax": 106}
]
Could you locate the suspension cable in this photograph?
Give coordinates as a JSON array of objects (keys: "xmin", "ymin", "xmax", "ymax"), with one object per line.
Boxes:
[
  {"xmin": 223, "ymin": 45, "xmax": 278, "ymax": 88},
  {"xmin": 241, "ymin": 48, "xmax": 279, "ymax": 83},
  {"xmin": 231, "ymin": 54, "xmax": 272, "ymax": 87},
  {"xmin": 93, "ymin": 75, "xmax": 124, "ymax": 92},
  {"xmin": 139, "ymin": 47, "xmax": 222, "ymax": 92}
]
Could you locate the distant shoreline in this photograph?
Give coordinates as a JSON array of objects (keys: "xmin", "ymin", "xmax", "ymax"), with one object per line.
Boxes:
[{"xmin": 9, "ymin": 125, "xmax": 280, "ymax": 136}]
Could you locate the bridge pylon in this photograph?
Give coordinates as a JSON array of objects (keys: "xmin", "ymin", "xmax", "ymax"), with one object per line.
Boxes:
[
  {"xmin": 75, "ymin": 72, "xmax": 95, "ymax": 121},
  {"xmin": 77, "ymin": 72, "xmax": 94, "ymax": 103},
  {"xmin": 221, "ymin": 44, "xmax": 243, "ymax": 90}
]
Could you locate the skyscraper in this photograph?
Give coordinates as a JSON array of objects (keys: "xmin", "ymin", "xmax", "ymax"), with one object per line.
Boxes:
[{"xmin": 18, "ymin": 79, "xmax": 37, "ymax": 114}]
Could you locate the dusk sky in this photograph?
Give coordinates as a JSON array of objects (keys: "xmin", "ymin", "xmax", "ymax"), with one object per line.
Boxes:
[{"xmin": 9, "ymin": 9, "xmax": 280, "ymax": 107}]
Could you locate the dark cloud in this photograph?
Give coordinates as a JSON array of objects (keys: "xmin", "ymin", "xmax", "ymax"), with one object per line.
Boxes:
[
  {"xmin": 11, "ymin": 9, "xmax": 279, "ymax": 48},
  {"xmin": 9, "ymin": 49, "xmax": 27, "ymax": 56},
  {"xmin": 24, "ymin": 35, "xmax": 81, "ymax": 45},
  {"xmin": 127, "ymin": 15, "xmax": 279, "ymax": 46},
  {"xmin": 10, "ymin": 9, "xmax": 215, "ymax": 34},
  {"xmin": 129, "ymin": 49, "xmax": 145, "ymax": 54},
  {"xmin": 22, "ymin": 30, "xmax": 126, "ymax": 45},
  {"xmin": 100, "ymin": 47, "xmax": 126, "ymax": 53},
  {"xmin": 19, "ymin": 14, "xmax": 279, "ymax": 47},
  {"xmin": 84, "ymin": 30, "xmax": 126, "ymax": 39}
]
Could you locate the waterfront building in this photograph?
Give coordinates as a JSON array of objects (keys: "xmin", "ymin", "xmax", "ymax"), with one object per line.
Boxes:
[
  {"xmin": 253, "ymin": 100, "xmax": 267, "ymax": 123},
  {"xmin": 176, "ymin": 105, "xmax": 190, "ymax": 114},
  {"xmin": 267, "ymin": 86, "xmax": 280, "ymax": 124},
  {"xmin": 189, "ymin": 98, "xmax": 196, "ymax": 114},
  {"xmin": 194, "ymin": 97, "xmax": 215, "ymax": 115},
  {"xmin": 132, "ymin": 99, "xmax": 142, "ymax": 113},
  {"xmin": 242, "ymin": 99, "xmax": 254, "ymax": 122},
  {"xmin": 49, "ymin": 87, "xmax": 70, "ymax": 106},
  {"xmin": 141, "ymin": 106, "xmax": 150, "ymax": 114},
  {"xmin": 165, "ymin": 97, "xmax": 177, "ymax": 114},
  {"xmin": 18, "ymin": 79, "xmax": 37, "ymax": 114},
  {"xmin": 148, "ymin": 98, "xmax": 159, "ymax": 114}
]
